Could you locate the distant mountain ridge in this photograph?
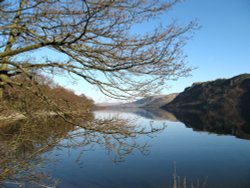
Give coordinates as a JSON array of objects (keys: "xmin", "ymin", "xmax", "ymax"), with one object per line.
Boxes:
[
  {"xmin": 97, "ymin": 74, "xmax": 250, "ymax": 114},
  {"xmin": 97, "ymin": 94, "xmax": 178, "ymax": 108},
  {"xmin": 133, "ymin": 94, "xmax": 178, "ymax": 108}
]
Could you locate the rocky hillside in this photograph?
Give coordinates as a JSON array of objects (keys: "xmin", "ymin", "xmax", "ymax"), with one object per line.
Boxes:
[{"xmin": 162, "ymin": 74, "xmax": 250, "ymax": 114}]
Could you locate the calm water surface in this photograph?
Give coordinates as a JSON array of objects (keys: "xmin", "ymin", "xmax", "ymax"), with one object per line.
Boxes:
[{"xmin": 2, "ymin": 109, "xmax": 250, "ymax": 188}]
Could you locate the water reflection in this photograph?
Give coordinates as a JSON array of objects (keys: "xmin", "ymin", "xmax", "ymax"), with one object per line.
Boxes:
[
  {"xmin": 95, "ymin": 107, "xmax": 177, "ymax": 121},
  {"xmin": 0, "ymin": 116, "xmax": 81, "ymax": 187},
  {"xmin": 167, "ymin": 108, "xmax": 250, "ymax": 140},
  {"xmin": 98, "ymin": 106, "xmax": 250, "ymax": 140},
  {"xmin": 1, "ymin": 106, "xmax": 250, "ymax": 187},
  {"xmin": 0, "ymin": 113, "xmax": 165, "ymax": 187}
]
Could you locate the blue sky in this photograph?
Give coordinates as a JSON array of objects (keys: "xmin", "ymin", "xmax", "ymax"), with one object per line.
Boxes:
[
  {"xmin": 53, "ymin": 0, "xmax": 250, "ymax": 102},
  {"xmin": 161, "ymin": 0, "xmax": 250, "ymax": 93}
]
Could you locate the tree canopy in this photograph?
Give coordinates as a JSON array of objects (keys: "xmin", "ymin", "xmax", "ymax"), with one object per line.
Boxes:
[{"xmin": 0, "ymin": 0, "xmax": 196, "ymax": 100}]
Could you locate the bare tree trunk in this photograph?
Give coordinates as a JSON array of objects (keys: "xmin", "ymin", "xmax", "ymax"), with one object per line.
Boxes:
[
  {"xmin": 0, "ymin": 86, "xmax": 3, "ymax": 100},
  {"xmin": 0, "ymin": 62, "xmax": 8, "ymax": 100},
  {"xmin": 0, "ymin": 0, "xmax": 28, "ymax": 101},
  {"xmin": 0, "ymin": 73, "xmax": 8, "ymax": 101}
]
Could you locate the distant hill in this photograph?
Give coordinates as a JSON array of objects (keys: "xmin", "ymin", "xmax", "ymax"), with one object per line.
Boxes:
[
  {"xmin": 96, "ymin": 94, "xmax": 178, "ymax": 109},
  {"xmin": 162, "ymin": 74, "xmax": 250, "ymax": 116},
  {"xmin": 116, "ymin": 94, "xmax": 178, "ymax": 108},
  {"xmin": 134, "ymin": 94, "xmax": 178, "ymax": 107}
]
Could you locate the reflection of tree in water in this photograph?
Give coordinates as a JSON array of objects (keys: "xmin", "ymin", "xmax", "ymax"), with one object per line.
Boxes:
[
  {"xmin": 0, "ymin": 116, "xmax": 79, "ymax": 187},
  {"xmin": 0, "ymin": 114, "xmax": 166, "ymax": 187},
  {"xmin": 74, "ymin": 118, "xmax": 165, "ymax": 163}
]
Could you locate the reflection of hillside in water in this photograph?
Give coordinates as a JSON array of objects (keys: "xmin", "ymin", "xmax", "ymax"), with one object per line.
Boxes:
[
  {"xmin": 168, "ymin": 107, "xmax": 250, "ymax": 140},
  {"xmin": 96, "ymin": 107, "xmax": 177, "ymax": 121},
  {"xmin": 97, "ymin": 105, "xmax": 250, "ymax": 140}
]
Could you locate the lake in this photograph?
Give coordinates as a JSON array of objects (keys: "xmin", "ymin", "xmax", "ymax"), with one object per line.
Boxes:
[{"xmin": 1, "ymin": 108, "xmax": 250, "ymax": 188}]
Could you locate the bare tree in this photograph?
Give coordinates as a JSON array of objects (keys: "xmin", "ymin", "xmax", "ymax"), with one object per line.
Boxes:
[{"xmin": 0, "ymin": 0, "xmax": 196, "ymax": 100}]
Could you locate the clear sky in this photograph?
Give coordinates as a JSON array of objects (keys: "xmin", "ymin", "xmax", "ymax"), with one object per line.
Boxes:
[{"xmin": 53, "ymin": 0, "xmax": 250, "ymax": 103}]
